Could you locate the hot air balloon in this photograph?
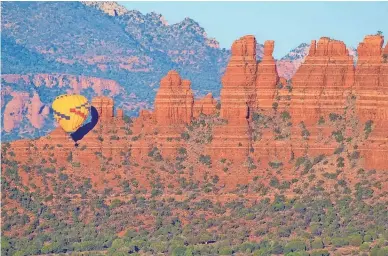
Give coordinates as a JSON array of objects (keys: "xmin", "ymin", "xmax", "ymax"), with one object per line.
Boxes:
[{"xmin": 51, "ymin": 94, "xmax": 92, "ymax": 147}]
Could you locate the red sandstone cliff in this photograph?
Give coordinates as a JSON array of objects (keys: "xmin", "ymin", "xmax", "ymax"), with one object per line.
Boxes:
[
  {"xmin": 220, "ymin": 35, "xmax": 257, "ymax": 123},
  {"xmin": 256, "ymin": 40, "xmax": 279, "ymax": 111},
  {"xmin": 154, "ymin": 70, "xmax": 194, "ymax": 125},
  {"xmin": 353, "ymin": 35, "xmax": 388, "ymax": 168},
  {"xmin": 209, "ymin": 36, "xmax": 281, "ymax": 167},
  {"xmin": 6, "ymin": 34, "xmax": 388, "ymax": 195},
  {"xmin": 355, "ymin": 35, "xmax": 386, "ymax": 125},
  {"xmin": 193, "ymin": 93, "xmax": 217, "ymax": 118},
  {"xmin": 291, "ymin": 37, "xmax": 355, "ymax": 125}
]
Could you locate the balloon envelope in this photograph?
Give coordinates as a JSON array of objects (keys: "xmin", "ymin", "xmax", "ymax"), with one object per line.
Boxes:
[{"xmin": 52, "ymin": 94, "xmax": 90, "ymax": 133}]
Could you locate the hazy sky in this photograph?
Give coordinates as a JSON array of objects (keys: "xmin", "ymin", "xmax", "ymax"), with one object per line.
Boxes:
[{"xmin": 120, "ymin": 1, "xmax": 388, "ymax": 58}]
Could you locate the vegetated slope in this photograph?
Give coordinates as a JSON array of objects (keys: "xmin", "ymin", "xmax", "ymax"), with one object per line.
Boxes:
[{"xmin": 2, "ymin": 98, "xmax": 388, "ymax": 256}]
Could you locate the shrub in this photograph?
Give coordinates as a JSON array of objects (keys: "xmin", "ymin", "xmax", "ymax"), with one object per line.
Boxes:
[
  {"xmin": 171, "ymin": 246, "xmax": 187, "ymax": 256},
  {"xmin": 178, "ymin": 147, "xmax": 187, "ymax": 155},
  {"xmin": 67, "ymin": 152, "xmax": 73, "ymax": 162},
  {"xmin": 281, "ymin": 111, "xmax": 291, "ymax": 121},
  {"xmin": 219, "ymin": 246, "xmax": 233, "ymax": 255},
  {"xmin": 59, "ymin": 173, "xmax": 68, "ymax": 181},
  {"xmin": 252, "ymin": 112, "xmax": 262, "ymax": 122},
  {"xmin": 269, "ymin": 177, "xmax": 280, "ymax": 188},
  {"xmin": 334, "ymin": 146, "xmax": 344, "ymax": 154},
  {"xmin": 337, "ymin": 157, "xmax": 345, "ymax": 168},
  {"xmin": 355, "ymin": 185, "xmax": 374, "ymax": 200},
  {"xmin": 363, "ymin": 234, "xmax": 373, "ymax": 242},
  {"xmin": 310, "ymin": 250, "xmax": 330, "ymax": 256},
  {"xmin": 110, "ymin": 135, "xmax": 119, "ymax": 140},
  {"xmin": 148, "ymin": 147, "xmax": 163, "ymax": 161},
  {"xmin": 364, "ymin": 120, "xmax": 373, "ymax": 138},
  {"xmin": 284, "ymin": 240, "xmax": 307, "ymax": 254},
  {"xmin": 272, "ymin": 102, "xmax": 279, "ymax": 111},
  {"xmin": 360, "ymin": 243, "xmax": 371, "ymax": 252},
  {"xmin": 332, "ymin": 130, "xmax": 344, "ymax": 143},
  {"xmin": 329, "ymin": 113, "xmax": 341, "ymax": 122},
  {"xmin": 199, "ymin": 155, "xmax": 212, "ymax": 166},
  {"xmin": 318, "ymin": 116, "xmax": 325, "ymax": 125},
  {"xmin": 269, "ymin": 161, "xmax": 283, "ymax": 169},
  {"xmin": 131, "ymin": 135, "xmax": 140, "ymax": 141},
  {"xmin": 295, "ymin": 157, "xmax": 306, "ymax": 167},
  {"xmin": 181, "ymin": 132, "xmax": 190, "ymax": 141},
  {"xmin": 311, "ymin": 238, "xmax": 324, "ymax": 249},
  {"xmin": 332, "ymin": 237, "xmax": 349, "ymax": 248},
  {"xmin": 270, "ymin": 241, "xmax": 284, "ymax": 254},
  {"xmin": 123, "ymin": 115, "xmax": 132, "ymax": 124},
  {"xmin": 301, "ymin": 128, "xmax": 310, "ymax": 138},
  {"xmin": 377, "ymin": 247, "xmax": 388, "ymax": 256}
]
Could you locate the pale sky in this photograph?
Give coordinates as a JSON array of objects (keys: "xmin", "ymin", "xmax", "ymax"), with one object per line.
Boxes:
[{"xmin": 120, "ymin": 1, "xmax": 388, "ymax": 58}]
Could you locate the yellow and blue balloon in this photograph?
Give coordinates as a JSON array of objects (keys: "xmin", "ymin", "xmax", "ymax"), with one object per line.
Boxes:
[
  {"xmin": 51, "ymin": 94, "xmax": 92, "ymax": 146},
  {"xmin": 51, "ymin": 94, "xmax": 90, "ymax": 133}
]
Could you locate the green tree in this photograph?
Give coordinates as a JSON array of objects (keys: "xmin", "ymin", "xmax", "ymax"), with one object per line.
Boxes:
[
  {"xmin": 311, "ymin": 238, "xmax": 324, "ymax": 249},
  {"xmin": 377, "ymin": 247, "xmax": 388, "ymax": 256},
  {"xmin": 348, "ymin": 234, "xmax": 363, "ymax": 246},
  {"xmin": 284, "ymin": 240, "xmax": 306, "ymax": 254},
  {"xmin": 310, "ymin": 250, "xmax": 330, "ymax": 256},
  {"xmin": 219, "ymin": 246, "xmax": 233, "ymax": 255},
  {"xmin": 172, "ymin": 246, "xmax": 187, "ymax": 256}
]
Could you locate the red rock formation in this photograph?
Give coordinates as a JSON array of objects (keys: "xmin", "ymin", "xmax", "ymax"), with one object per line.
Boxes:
[
  {"xmin": 116, "ymin": 109, "xmax": 123, "ymax": 119},
  {"xmin": 92, "ymin": 96, "xmax": 114, "ymax": 122},
  {"xmin": 256, "ymin": 40, "xmax": 279, "ymax": 111},
  {"xmin": 220, "ymin": 35, "xmax": 257, "ymax": 124},
  {"xmin": 154, "ymin": 70, "xmax": 194, "ymax": 126},
  {"xmin": 210, "ymin": 36, "xmax": 282, "ymax": 162},
  {"xmin": 355, "ymin": 35, "xmax": 385, "ymax": 124},
  {"xmin": 3, "ymin": 91, "xmax": 30, "ymax": 132},
  {"xmin": 7, "ymin": 34, "xmax": 388, "ymax": 197},
  {"xmin": 291, "ymin": 37, "xmax": 355, "ymax": 125},
  {"xmin": 193, "ymin": 93, "xmax": 217, "ymax": 118},
  {"xmin": 210, "ymin": 36, "xmax": 260, "ymax": 162},
  {"xmin": 2, "ymin": 89, "xmax": 50, "ymax": 133},
  {"xmin": 354, "ymin": 35, "xmax": 388, "ymax": 169},
  {"xmin": 384, "ymin": 43, "xmax": 388, "ymax": 55},
  {"xmin": 27, "ymin": 93, "xmax": 50, "ymax": 128}
]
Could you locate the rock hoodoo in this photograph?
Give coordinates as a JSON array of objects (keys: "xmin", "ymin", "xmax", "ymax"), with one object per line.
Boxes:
[
  {"xmin": 354, "ymin": 35, "xmax": 388, "ymax": 169},
  {"xmin": 220, "ymin": 35, "xmax": 257, "ymax": 124},
  {"xmin": 291, "ymin": 37, "xmax": 355, "ymax": 125},
  {"xmin": 154, "ymin": 70, "xmax": 194, "ymax": 126},
  {"xmin": 92, "ymin": 96, "xmax": 115, "ymax": 122},
  {"xmin": 210, "ymin": 36, "xmax": 282, "ymax": 163},
  {"xmin": 193, "ymin": 93, "xmax": 217, "ymax": 118},
  {"xmin": 256, "ymin": 40, "xmax": 279, "ymax": 111},
  {"xmin": 355, "ymin": 35, "xmax": 386, "ymax": 125}
]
